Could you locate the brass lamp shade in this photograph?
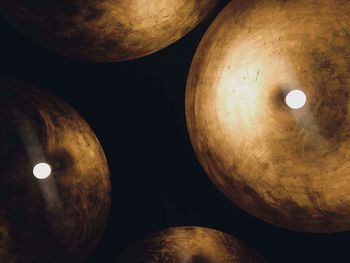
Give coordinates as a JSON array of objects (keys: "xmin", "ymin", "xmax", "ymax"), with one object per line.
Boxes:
[
  {"xmin": 186, "ymin": 0, "xmax": 350, "ymax": 233},
  {"xmin": 0, "ymin": 79, "xmax": 111, "ymax": 262},
  {"xmin": 0, "ymin": 0, "xmax": 219, "ymax": 61},
  {"xmin": 116, "ymin": 227, "xmax": 267, "ymax": 263}
]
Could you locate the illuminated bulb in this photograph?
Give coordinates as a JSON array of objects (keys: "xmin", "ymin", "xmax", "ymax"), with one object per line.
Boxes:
[
  {"xmin": 33, "ymin": 163, "xmax": 52, "ymax": 179},
  {"xmin": 285, "ymin": 90, "xmax": 306, "ymax": 109}
]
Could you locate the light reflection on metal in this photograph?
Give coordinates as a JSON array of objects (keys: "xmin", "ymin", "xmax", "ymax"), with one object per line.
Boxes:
[
  {"xmin": 0, "ymin": 0, "xmax": 220, "ymax": 61},
  {"xmin": 0, "ymin": 79, "xmax": 111, "ymax": 262},
  {"xmin": 116, "ymin": 227, "xmax": 268, "ymax": 263},
  {"xmin": 186, "ymin": 0, "xmax": 350, "ymax": 233}
]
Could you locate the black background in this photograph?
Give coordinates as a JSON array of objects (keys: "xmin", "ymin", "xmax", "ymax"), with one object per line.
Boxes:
[{"xmin": 1, "ymin": 1, "xmax": 350, "ymax": 262}]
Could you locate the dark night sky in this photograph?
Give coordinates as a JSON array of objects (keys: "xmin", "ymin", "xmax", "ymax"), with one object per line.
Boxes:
[{"xmin": 1, "ymin": 1, "xmax": 350, "ymax": 262}]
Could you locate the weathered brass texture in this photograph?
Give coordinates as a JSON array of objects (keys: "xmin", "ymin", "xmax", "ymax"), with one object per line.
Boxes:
[
  {"xmin": 0, "ymin": 0, "xmax": 219, "ymax": 61},
  {"xmin": 116, "ymin": 227, "xmax": 267, "ymax": 262},
  {"xmin": 0, "ymin": 79, "xmax": 111, "ymax": 262},
  {"xmin": 186, "ymin": 0, "xmax": 350, "ymax": 232}
]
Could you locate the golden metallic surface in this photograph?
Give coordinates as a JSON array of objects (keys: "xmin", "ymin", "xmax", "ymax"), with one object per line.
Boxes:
[
  {"xmin": 116, "ymin": 227, "xmax": 267, "ymax": 263},
  {"xmin": 186, "ymin": 0, "xmax": 350, "ymax": 233},
  {"xmin": 0, "ymin": 79, "xmax": 111, "ymax": 262},
  {"xmin": 0, "ymin": 0, "xmax": 219, "ymax": 62}
]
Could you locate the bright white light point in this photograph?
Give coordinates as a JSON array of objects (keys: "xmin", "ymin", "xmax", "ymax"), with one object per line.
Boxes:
[
  {"xmin": 285, "ymin": 89, "xmax": 307, "ymax": 109},
  {"xmin": 33, "ymin": 163, "xmax": 52, "ymax": 179}
]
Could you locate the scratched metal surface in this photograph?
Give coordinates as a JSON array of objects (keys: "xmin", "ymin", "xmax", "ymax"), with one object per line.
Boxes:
[
  {"xmin": 0, "ymin": 0, "xmax": 219, "ymax": 61},
  {"xmin": 116, "ymin": 227, "xmax": 268, "ymax": 263},
  {"xmin": 0, "ymin": 79, "xmax": 111, "ymax": 262},
  {"xmin": 186, "ymin": 0, "xmax": 350, "ymax": 233}
]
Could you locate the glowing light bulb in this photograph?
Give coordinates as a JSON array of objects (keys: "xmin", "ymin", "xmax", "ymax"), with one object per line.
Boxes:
[
  {"xmin": 285, "ymin": 89, "xmax": 306, "ymax": 109},
  {"xmin": 33, "ymin": 163, "xmax": 52, "ymax": 179}
]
